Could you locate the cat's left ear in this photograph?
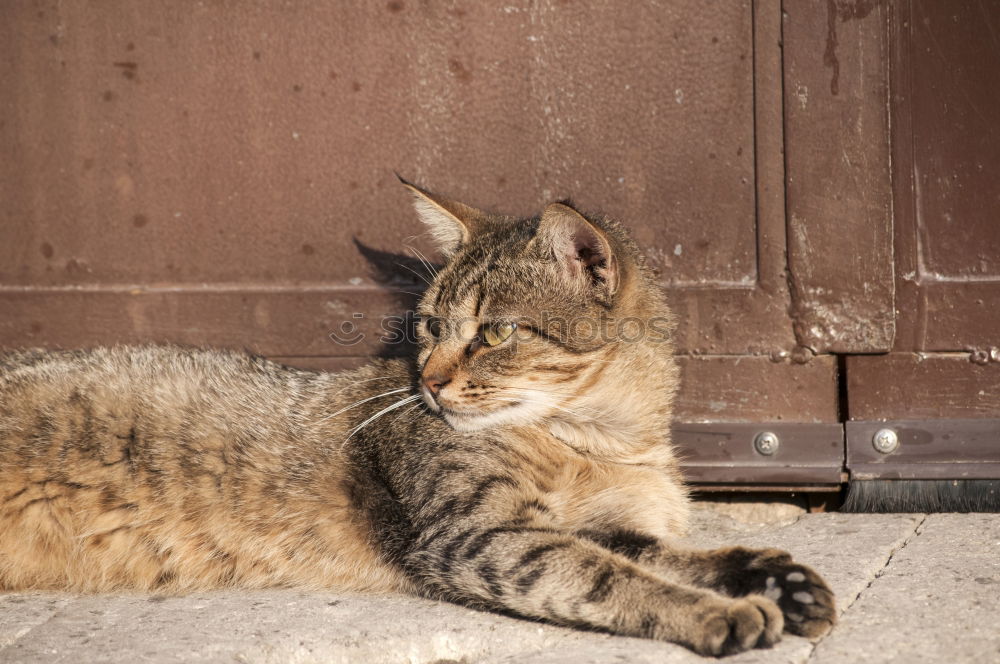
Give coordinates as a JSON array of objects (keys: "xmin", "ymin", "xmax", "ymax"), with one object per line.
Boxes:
[
  {"xmin": 534, "ymin": 202, "xmax": 619, "ymax": 296},
  {"xmin": 398, "ymin": 176, "xmax": 481, "ymax": 258}
]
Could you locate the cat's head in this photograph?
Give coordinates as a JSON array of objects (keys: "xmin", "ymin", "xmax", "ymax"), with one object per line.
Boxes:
[{"xmin": 403, "ymin": 179, "xmax": 677, "ymax": 439}]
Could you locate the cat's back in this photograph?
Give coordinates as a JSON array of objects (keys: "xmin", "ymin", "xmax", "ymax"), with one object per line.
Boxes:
[
  {"xmin": 0, "ymin": 346, "xmax": 411, "ymax": 593},
  {"xmin": 1, "ymin": 345, "xmax": 338, "ymax": 455},
  {"xmin": 2, "ymin": 345, "xmax": 307, "ymax": 415}
]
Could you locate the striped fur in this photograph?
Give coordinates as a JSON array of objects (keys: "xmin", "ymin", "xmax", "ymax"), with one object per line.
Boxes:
[{"xmin": 0, "ymin": 185, "xmax": 834, "ymax": 655}]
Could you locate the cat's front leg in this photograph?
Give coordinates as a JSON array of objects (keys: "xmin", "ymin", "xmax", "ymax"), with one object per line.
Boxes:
[
  {"xmin": 579, "ymin": 529, "xmax": 836, "ymax": 639},
  {"xmin": 403, "ymin": 525, "xmax": 784, "ymax": 656}
]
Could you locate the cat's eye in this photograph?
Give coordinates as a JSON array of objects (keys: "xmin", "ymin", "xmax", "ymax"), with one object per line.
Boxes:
[
  {"xmin": 482, "ymin": 322, "xmax": 516, "ymax": 347},
  {"xmin": 425, "ymin": 317, "xmax": 442, "ymax": 339}
]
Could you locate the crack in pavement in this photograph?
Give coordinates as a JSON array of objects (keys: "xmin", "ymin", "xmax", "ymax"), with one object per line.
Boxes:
[{"xmin": 803, "ymin": 514, "xmax": 929, "ymax": 662}]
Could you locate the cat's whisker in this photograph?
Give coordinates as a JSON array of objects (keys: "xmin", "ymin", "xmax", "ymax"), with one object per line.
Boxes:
[
  {"xmin": 346, "ymin": 394, "xmax": 423, "ymax": 441},
  {"xmin": 390, "ymin": 401, "xmax": 423, "ymax": 426},
  {"xmin": 395, "ymin": 262, "xmax": 433, "ymax": 286},
  {"xmin": 332, "ymin": 375, "xmax": 400, "ymax": 395},
  {"xmin": 405, "ymin": 245, "xmax": 439, "ymax": 279},
  {"xmin": 318, "ymin": 386, "xmax": 410, "ymax": 422},
  {"xmin": 408, "ymin": 245, "xmax": 438, "ymax": 275}
]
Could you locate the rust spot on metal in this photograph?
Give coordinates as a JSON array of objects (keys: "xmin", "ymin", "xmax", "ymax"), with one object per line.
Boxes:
[
  {"xmin": 970, "ymin": 349, "xmax": 990, "ymax": 365},
  {"xmin": 824, "ymin": 1, "xmax": 877, "ymax": 96},
  {"xmin": 823, "ymin": 0, "xmax": 840, "ymax": 95},
  {"xmin": 790, "ymin": 345, "xmax": 815, "ymax": 365},
  {"xmin": 114, "ymin": 61, "xmax": 138, "ymax": 80},
  {"xmin": 448, "ymin": 58, "xmax": 473, "ymax": 83}
]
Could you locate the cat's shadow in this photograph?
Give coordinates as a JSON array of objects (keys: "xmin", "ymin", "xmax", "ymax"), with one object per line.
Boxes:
[{"xmin": 353, "ymin": 239, "xmax": 442, "ymax": 360}]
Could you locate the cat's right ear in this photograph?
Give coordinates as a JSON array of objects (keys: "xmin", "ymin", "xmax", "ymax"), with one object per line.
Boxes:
[{"xmin": 398, "ymin": 175, "xmax": 479, "ymax": 258}]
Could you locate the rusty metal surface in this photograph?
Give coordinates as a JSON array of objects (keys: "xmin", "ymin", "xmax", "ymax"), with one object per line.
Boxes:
[
  {"xmin": 890, "ymin": 0, "xmax": 1000, "ymax": 353},
  {"xmin": 0, "ymin": 0, "xmax": 806, "ymax": 358},
  {"xmin": 899, "ymin": 0, "xmax": 1000, "ymax": 280},
  {"xmin": 0, "ymin": 288, "xmax": 420, "ymax": 357},
  {"xmin": 675, "ymin": 355, "xmax": 839, "ymax": 424},
  {"xmin": 846, "ymin": 353, "xmax": 1000, "ymax": 420},
  {"xmin": 0, "ymin": 0, "xmax": 928, "ymax": 472},
  {"xmin": 673, "ymin": 423, "xmax": 845, "ymax": 484},
  {"xmin": 846, "ymin": 419, "xmax": 1000, "ymax": 480},
  {"xmin": 782, "ymin": 0, "xmax": 895, "ymax": 353}
]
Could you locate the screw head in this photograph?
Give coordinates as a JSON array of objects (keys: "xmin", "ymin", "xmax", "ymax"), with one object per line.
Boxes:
[
  {"xmin": 754, "ymin": 431, "xmax": 780, "ymax": 456},
  {"xmin": 872, "ymin": 428, "xmax": 899, "ymax": 454}
]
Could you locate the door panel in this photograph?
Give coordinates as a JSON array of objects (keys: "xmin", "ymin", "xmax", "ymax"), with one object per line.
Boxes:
[
  {"xmin": 3, "ymin": 0, "xmax": 759, "ymax": 286},
  {"xmin": 782, "ymin": 0, "xmax": 895, "ymax": 354},
  {"xmin": 676, "ymin": 355, "xmax": 839, "ymax": 424},
  {"xmin": 904, "ymin": 1, "xmax": 1000, "ymax": 280},
  {"xmin": 843, "ymin": 0, "xmax": 1000, "ymax": 486},
  {"xmin": 890, "ymin": 0, "xmax": 1000, "ymax": 355},
  {"xmin": 0, "ymin": 1, "xmax": 861, "ymax": 489},
  {"xmin": 0, "ymin": 0, "xmax": 790, "ymax": 356},
  {"xmin": 847, "ymin": 353, "xmax": 1000, "ymax": 420}
]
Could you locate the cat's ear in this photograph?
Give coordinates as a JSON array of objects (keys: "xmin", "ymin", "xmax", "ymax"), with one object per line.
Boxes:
[
  {"xmin": 534, "ymin": 202, "xmax": 619, "ymax": 296},
  {"xmin": 398, "ymin": 176, "xmax": 480, "ymax": 258}
]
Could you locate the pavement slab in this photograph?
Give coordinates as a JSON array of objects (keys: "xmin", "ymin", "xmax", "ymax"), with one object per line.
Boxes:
[
  {"xmin": 810, "ymin": 513, "xmax": 1000, "ymax": 664},
  {"xmin": 0, "ymin": 507, "xmax": 989, "ymax": 663}
]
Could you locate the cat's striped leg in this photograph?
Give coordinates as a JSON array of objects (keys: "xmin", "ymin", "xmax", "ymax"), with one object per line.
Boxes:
[
  {"xmin": 578, "ymin": 529, "xmax": 836, "ymax": 640},
  {"xmin": 403, "ymin": 525, "xmax": 783, "ymax": 656}
]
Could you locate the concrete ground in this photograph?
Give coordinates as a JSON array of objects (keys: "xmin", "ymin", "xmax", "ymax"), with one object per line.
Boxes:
[{"xmin": 2, "ymin": 504, "xmax": 998, "ymax": 664}]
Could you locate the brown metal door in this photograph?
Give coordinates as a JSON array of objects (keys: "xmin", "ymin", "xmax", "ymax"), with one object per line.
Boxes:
[
  {"xmin": 844, "ymin": 0, "xmax": 1000, "ymax": 482},
  {"xmin": 9, "ymin": 1, "xmax": 987, "ymax": 489}
]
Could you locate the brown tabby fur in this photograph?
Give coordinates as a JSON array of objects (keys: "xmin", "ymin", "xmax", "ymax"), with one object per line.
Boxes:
[{"xmin": 0, "ymin": 181, "xmax": 835, "ymax": 656}]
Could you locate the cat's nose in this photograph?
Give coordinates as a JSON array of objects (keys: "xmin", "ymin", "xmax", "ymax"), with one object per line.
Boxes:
[{"xmin": 422, "ymin": 374, "xmax": 452, "ymax": 397}]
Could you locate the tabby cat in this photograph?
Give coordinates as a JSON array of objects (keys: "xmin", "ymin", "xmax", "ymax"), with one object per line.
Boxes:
[{"xmin": 0, "ymin": 181, "xmax": 835, "ymax": 655}]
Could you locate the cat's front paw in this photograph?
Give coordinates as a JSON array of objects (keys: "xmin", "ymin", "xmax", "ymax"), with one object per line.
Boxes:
[
  {"xmin": 687, "ymin": 594, "xmax": 783, "ymax": 656},
  {"xmin": 716, "ymin": 547, "xmax": 836, "ymax": 640}
]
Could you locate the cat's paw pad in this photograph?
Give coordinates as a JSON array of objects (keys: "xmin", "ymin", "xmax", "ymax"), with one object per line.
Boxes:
[
  {"xmin": 692, "ymin": 594, "xmax": 783, "ymax": 656},
  {"xmin": 722, "ymin": 547, "xmax": 837, "ymax": 640}
]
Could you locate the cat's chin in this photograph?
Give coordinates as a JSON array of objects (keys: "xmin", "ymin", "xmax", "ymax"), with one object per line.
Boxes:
[{"xmin": 441, "ymin": 402, "xmax": 544, "ymax": 432}]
